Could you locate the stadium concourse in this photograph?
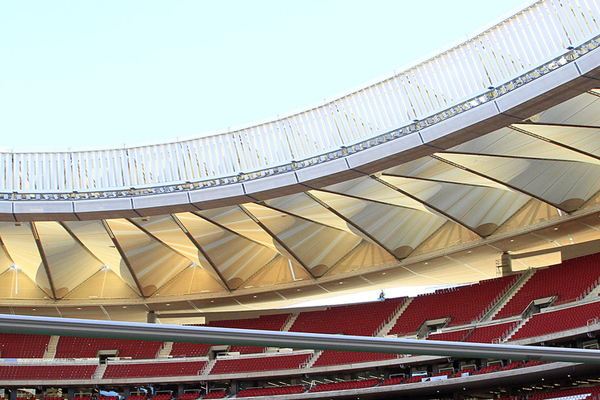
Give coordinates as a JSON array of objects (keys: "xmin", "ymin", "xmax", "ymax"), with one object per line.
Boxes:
[{"xmin": 3, "ymin": 0, "xmax": 600, "ymax": 398}]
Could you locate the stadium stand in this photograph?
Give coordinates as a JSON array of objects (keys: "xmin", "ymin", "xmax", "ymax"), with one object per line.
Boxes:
[
  {"xmin": 210, "ymin": 353, "xmax": 312, "ymax": 375},
  {"xmin": 388, "ymin": 275, "xmax": 518, "ymax": 336},
  {"xmin": 175, "ymin": 393, "xmax": 201, "ymax": 400},
  {"xmin": 510, "ymin": 301, "xmax": 600, "ymax": 341},
  {"xmin": 312, "ymin": 350, "xmax": 398, "ymax": 367},
  {"xmin": 148, "ymin": 395, "xmax": 171, "ymax": 400},
  {"xmin": 309, "ymin": 378, "xmax": 381, "ymax": 392},
  {"xmin": 380, "ymin": 376, "xmax": 405, "ymax": 386},
  {"xmin": 404, "ymin": 375, "xmax": 426, "ymax": 384},
  {"xmin": 527, "ymin": 386, "xmax": 600, "ymax": 400},
  {"xmin": 494, "ymin": 253, "xmax": 600, "ymax": 320},
  {"xmin": 54, "ymin": 337, "xmax": 163, "ymax": 359},
  {"xmin": 236, "ymin": 385, "xmax": 306, "ymax": 397},
  {"xmin": 0, "ymin": 333, "xmax": 50, "ymax": 358},
  {"xmin": 464, "ymin": 321, "xmax": 520, "ymax": 343},
  {"xmin": 124, "ymin": 395, "xmax": 146, "ymax": 400},
  {"xmin": 474, "ymin": 364, "xmax": 502, "ymax": 375},
  {"xmin": 169, "ymin": 342, "xmax": 212, "ymax": 358},
  {"xmin": 201, "ymin": 392, "xmax": 226, "ymax": 399},
  {"xmin": 103, "ymin": 360, "xmax": 207, "ymax": 379},
  {"xmin": 171, "ymin": 314, "xmax": 290, "ymax": 356},
  {"xmin": 0, "ymin": 363, "xmax": 97, "ymax": 380},
  {"xmin": 289, "ymin": 298, "xmax": 406, "ymax": 336},
  {"xmin": 0, "ymin": 259, "xmax": 599, "ymax": 397}
]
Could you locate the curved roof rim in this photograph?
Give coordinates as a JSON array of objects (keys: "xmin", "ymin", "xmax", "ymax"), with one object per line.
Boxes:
[{"xmin": 0, "ymin": 0, "xmax": 541, "ymax": 154}]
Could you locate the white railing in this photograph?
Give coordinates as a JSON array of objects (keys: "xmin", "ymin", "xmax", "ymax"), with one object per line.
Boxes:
[{"xmin": 1, "ymin": 0, "xmax": 599, "ymax": 198}]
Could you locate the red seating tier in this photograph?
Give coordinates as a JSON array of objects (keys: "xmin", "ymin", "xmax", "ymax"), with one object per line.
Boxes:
[
  {"xmin": 495, "ymin": 253, "xmax": 600, "ymax": 319},
  {"xmin": 103, "ymin": 361, "xmax": 207, "ymax": 379},
  {"xmin": 201, "ymin": 392, "xmax": 226, "ymax": 399},
  {"xmin": 380, "ymin": 376, "xmax": 405, "ymax": 386},
  {"xmin": 510, "ymin": 301, "xmax": 600, "ymax": 341},
  {"xmin": 527, "ymin": 386, "xmax": 600, "ymax": 400},
  {"xmin": 210, "ymin": 353, "xmax": 311, "ymax": 375},
  {"xmin": 464, "ymin": 321, "xmax": 519, "ymax": 343},
  {"xmin": 475, "ymin": 364, "xmax": 501, "ymax": 374},
  {"xmin": 172, "ymin": 314, "xmax": 290, "ymax": 357},
  {"xmin": 451, "ymin": 368, "xmax": 475, "ymax": 378},
  {"xmin": 404, "ymin": 375, "xmax": 426, "ymax": 384},
  {"xmin": 309, "ymin": 378, "xmax": 381, "ymax": 392},
  {"xmin": 150, "ymin": 395, "xmax": 172, "ymax": 400},
  {"xmin": 290, "ymin": 298, "xmax": 406, "ymax": 337},
  {"xmin": 0, "ymin": 333, "xmax": 50, "ymax": 358},
  {"xmin": 228, "ymin": 345, "xmax": 265, "ymax": 354},
  {"xmin": 0, "ymin": 364, "xmax": 96, "ymax": 380},
  {"xmin": 237, "ymin": 385, "xmax": 306, "ymax": 397},
  {"xmin": 313, "ymin": 350, "xmax": 398, "ymax": 367},
  {"xmin": 176, "ymin": 393, "xmax": 201, "ymax": 400},
  {"xmin": 54, "ymin": 337, "xmax": 163, "ymax": 359},
  {"xmin": 389, "ymin": 275, "xmax": 518, "ymax": 336},
  {"xmin": 169, "ymin": 343, "xmax": 212, "ymax": 358}
]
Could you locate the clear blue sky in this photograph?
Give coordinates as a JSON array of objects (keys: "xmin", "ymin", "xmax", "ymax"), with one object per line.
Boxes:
[{"xmin": 0, "ymin": 0, "xmax": 530, "ymax": 150}]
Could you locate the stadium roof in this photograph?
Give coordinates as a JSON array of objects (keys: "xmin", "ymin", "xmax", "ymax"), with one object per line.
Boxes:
[{"xmin": 0, "ymin": 0, "xmax": 599, "ymax": 322}]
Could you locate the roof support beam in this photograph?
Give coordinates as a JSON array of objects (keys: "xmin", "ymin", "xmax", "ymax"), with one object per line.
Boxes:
[
  {"xmin": 370, "ymin": 175, "xmax": 484, "ymax": 239},
  {"xmin": 304, "ymin": 191, "xmax": 401, "ymax": 260},
  {"xmin": 30, "ymin": 222, "xmax": 57, "ymax": 299},
  {"xmin": 238, "ymin": 205, "xmax": 318, "ymax": 280},
  {"xmin": 432, "ymin": 153, "xmax": 570, "ymax": 213},
  {"xmin": 170, "ymin": 214, "xmax": 232, "ymax": 292},
  {"xmin": 101, "ymin": 220, "xmax": 146, "ymax": 298},
  {"xmin": 511, "ymin": 123, "xmax": 600, "ymax": 164}
]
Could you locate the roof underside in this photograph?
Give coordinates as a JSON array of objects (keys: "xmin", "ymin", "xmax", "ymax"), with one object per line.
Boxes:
[{"xmin": 3, "ymin": 89, "xmax": 600, "ymax": 320}]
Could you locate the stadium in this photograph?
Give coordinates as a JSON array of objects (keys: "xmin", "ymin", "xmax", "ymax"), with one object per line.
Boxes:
[{"xmin": 1, "ymin": 0, "xmax": 600, "ymax": 398}]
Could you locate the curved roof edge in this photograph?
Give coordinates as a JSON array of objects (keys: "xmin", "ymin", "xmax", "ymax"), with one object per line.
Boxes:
[{"xmin": 2, "ymin": 40, "xmax": 600, "ymax": 220}]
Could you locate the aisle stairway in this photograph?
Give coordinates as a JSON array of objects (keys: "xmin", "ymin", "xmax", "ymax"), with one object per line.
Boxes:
[
  {"xmin": 281, "ymin": 313, "xmax": 299, "ymax": 332},
  {"xmin": 93, "ymin": 363, "xmax": 107, "ymax": 379},
  {"xmin": 44, "ymin": 336, "xmax": 59, "ymax": 360},
  {"xmin": 305, "ymin": 350, "xmax": 322, "ymax": 368},
  {"xmin": 202, "ymin": 358, "xmax": 218, "ymax": 375},
  {"xmin": 503, "ymin": 316, "xmax": 531, "ymax": 342},
  {"xmin": 378, "ymin": 298, "xmax": 413, "ymax": 337},
  {"xmin": 482, "ymin": 269, "xmax": 535, "ymax": 321},
  {"xmin": 157, "ymin": 342, "xmax": 173, "ymax": 358}
]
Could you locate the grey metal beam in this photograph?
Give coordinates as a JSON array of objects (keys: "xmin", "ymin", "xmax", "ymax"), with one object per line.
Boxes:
[{"xmin": 0, "ymin": 314, "xmax": 599, "ymax": 364}]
